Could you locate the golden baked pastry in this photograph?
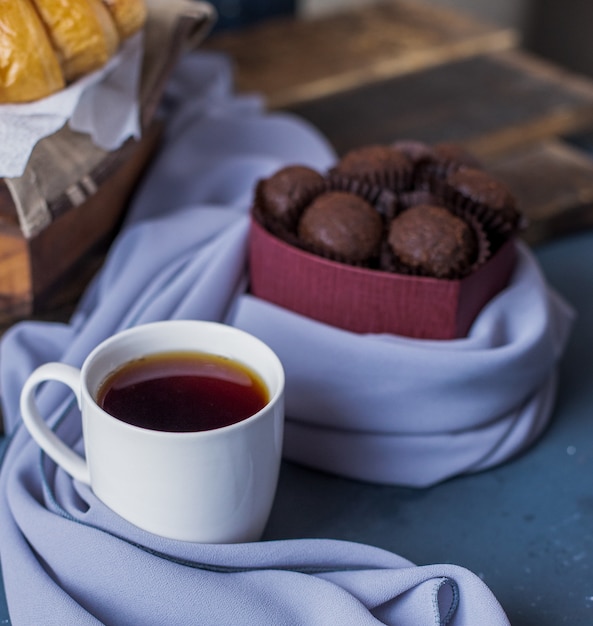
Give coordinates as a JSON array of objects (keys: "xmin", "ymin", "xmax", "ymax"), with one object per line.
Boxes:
[
  {"xmin": 102, "ymin": 0, "xmax": 148, "ymax": 39},
  {"xmin": 0, "ymin": 0, "xmax": 65, "ymax": 103},
  {"xmin": 30, "ymin": 0, "xmax": 120, "ymax": 82},
  {"xmin": 0, "ymin": 0, "xmax": 147, "ymax": 103}
]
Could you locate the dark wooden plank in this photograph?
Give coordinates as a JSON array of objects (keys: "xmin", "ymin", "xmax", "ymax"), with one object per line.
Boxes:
[
  {"xmin": 0, "ymin": 123, "xmax": 162, "ymax": 327},
  {"xmin": 0, "ymin": 182, "xmax": 18, "ymax": 227},
  {"xmin": 285, "ymin": 50, "xmax": 593, "ymax": 158},
  {"xmin": 202, "ymin": 0, "xmax": 516, "ymax": 107},
  {"xmin": 30, "ymin": 122, "xmax": 162, "ymax": 310},
  {"xmin": 0, "ymin": 231, "xmax": 31, "ymax": 325},
  {"xmin": 483, "ymin": 139, "xmax": 593, "ymax": 246}
]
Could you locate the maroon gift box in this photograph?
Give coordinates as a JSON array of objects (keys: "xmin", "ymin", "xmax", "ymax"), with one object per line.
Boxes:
[{"xmin": 248, "ymin": 218, "xmax": 517, "ymax": 340}]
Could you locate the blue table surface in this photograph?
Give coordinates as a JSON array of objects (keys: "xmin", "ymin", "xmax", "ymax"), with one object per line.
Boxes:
[{"xmin": 1, "ymin": 231, "xmax": 593, "ymax": 624}]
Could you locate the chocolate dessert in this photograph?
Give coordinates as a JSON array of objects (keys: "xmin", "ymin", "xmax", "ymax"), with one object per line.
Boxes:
[
  {"xmin": 248, "ymin": 140, "xmax": 521, "ymax": 338},
  {"xmin": 387, "ymin": 204, "xmax": 478, "ymax": 278},
  {"xmin": 445, "ymin": 167, "xmax": 520, "ymax": 233},
  {"xmin": 330, "ymin": 144, "xmax": 412, "ymax": 189},
  {"xmin": 411, "ymin": 141, "xmax": 483, "ymax": 186},
  {"xmin": 297, "ymin": 191, "xmax": 383, "ymax": 264},
  {"xmin": 256, "ymin": 165, "xmax": 325, "ymax": 230}
]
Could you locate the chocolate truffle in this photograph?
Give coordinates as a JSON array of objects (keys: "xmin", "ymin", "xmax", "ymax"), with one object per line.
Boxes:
[
  {"xmin": 388, "ymin": 204, "xmax": 476, "ymax": 278},
  {"xmin": 257, "ymin": 165, "xmax": 325, "ymax": 229},
  {"xmin": 298, "ymin": 191, "xmax": 383, "ymax": 264},
  {"xmin": 331, "ymin": 144, "xmax": 412, "ymax": 187},
  {"xmin": 446, "ymin": 167, "xmax": 519, "ymax": 227}
]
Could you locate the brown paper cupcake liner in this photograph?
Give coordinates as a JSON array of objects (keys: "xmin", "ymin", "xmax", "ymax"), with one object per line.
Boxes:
[
  {"xmin": 251, "ymin": 201, "xmax": 302, "ymax": 249},
  {"xmin": 412, "ymin": 159, "xmax": 465, "ymax": 189},
  {"xmin": 464, "ymin": 212, "xmax": 492, "ymax": 273},
  {"xmin": 374, "ymin": 189, "xmax": 442, "ymax": 222},
  {"xmin": 327, "ymin": 163, "xmax": 413, "ymax": 194},
  {"xmin": 324, "ymin": 176, "xmax": 409, "ymax": 224},
  {"xmin": 325, "ymin": 174, "xmax": 386, "ymax": 205},
  {"xmin": 374, "ymin": 189, "xmax": 400, "ymax": 219},
  {"xmin": 396, "ymin": 190, "xmax": 441, "ymax": 212},
  {"xmin": 431, "ymin": 178, "xmax": 521, "ymax": 240},
  {"xmin": 412, "ymin": 144, "xmax": 483, "ymax": 191}
]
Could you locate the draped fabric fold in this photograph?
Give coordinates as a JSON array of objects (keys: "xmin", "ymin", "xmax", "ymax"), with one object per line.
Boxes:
[
  {"xmin": 232, "ymin": 245, "xmax": 573, "ymax": 485},
  {"xmin": 0, "ymin": 51, "xmax": 570, "ymax": 624}
]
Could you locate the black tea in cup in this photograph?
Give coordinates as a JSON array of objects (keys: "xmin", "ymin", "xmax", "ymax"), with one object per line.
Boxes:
[{"xmin": 97, "ymin": 351, "xmax": 269, "ymax": 432}]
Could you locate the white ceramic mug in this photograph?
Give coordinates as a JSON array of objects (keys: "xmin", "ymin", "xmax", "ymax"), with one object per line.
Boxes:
[{"xmin": 20, "ymin": 320, "xmax": 285, "ymax": 543}]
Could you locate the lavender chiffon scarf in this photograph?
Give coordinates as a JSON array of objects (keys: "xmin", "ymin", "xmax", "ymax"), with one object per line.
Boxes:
[{"xmin": 0, "ymin": 52, "xmax": 569, "ymax": 625}]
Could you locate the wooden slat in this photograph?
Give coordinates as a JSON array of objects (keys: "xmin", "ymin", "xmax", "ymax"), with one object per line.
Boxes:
[
  {"xmin": 0, "ymin": 230, "xmax": 31, "ymax": 323},
  {"xmin": 30, "ymin": 123, "xmax": 162, "ymax": 310},
  {"xmin": 202, "ymin": 0, "xmax": 517, "ymax": 108},
  {"xmin": 0, "ymin": 182, "xmax": 18, "ymax": 227},
  {"xmin": 464, "ymin": 51, "xmax": 593, "ymax": 158},
  {"xmin": 0, "ymin": 123, "xmax": 162, "ymax": 325},
  {"xmin": 483, "ymin": 139, "xmax": 593, "ymax": 246},
  {"xmin": 284, "ymin": 49, "xmax": 593, "ymax": 158}
]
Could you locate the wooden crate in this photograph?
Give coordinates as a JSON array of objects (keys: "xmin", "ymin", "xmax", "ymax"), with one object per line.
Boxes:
[
  {"xmin": 0, "ymin": 1, "xmax": 215, "ymax": 326},
  {"xmin": 0, "ymin": 125, "xmax": 162, "ymax": 324}
]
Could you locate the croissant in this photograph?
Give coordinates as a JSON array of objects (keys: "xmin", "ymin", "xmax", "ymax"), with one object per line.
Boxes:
[
  {"xmin": 102, "ymin": 0, "xmax": 148, "ymax": 39},
  {"xmin": 0, "ymin": 0, "xmax": 147, "ymax": 104},
  {"xmin": 31, "ymin": 0, "xmax": 120, "ymax": 82},
  {"xmin": 0, "ymin": 0, "xmax": 65, "ymax": 103}
]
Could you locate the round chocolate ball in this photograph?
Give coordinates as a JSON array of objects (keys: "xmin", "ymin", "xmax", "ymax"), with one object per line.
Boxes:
[
  {"xmin": 446, "ymin": 167, "xmax": 518, "ymax": 224},
  {"xmin": 298, "ymin": 191, "xmax": 383, "ymax": 264},
  {"xmin": 388, "ymin": 204, "xmax": 477, "ymax": 278},
  {"xmin": 258, "ymin": 165, "xmax": 325, "ymax": 228},
  {"xmin": 332, "ymin": 144, "xmax": 412, "ymax": 185}
]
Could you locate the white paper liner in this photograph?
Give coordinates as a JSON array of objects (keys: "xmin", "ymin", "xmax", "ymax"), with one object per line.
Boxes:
[{"xmin": 0, "ymin": 33, "xmax": 144, "ymax": 179}]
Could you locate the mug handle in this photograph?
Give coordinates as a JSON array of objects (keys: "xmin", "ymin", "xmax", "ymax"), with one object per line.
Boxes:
[{"xmin": 19, "ymin": 362, "xmax": 91, "ymax": 485}]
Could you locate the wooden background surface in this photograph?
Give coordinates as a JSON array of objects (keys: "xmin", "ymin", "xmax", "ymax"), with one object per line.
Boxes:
[{"xmin": 203, "ymin": 0, "xmax": 593, "ymax": 248}]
